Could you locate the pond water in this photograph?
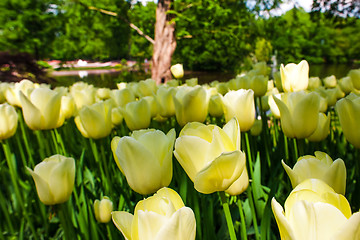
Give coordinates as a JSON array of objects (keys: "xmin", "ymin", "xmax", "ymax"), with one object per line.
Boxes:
[{"xmin": 52, "ymin": 63, "xmax": 360, "ymax": 89}]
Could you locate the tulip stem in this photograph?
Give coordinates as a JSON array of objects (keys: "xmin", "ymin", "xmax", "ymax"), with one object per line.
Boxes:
[
  {"xmin": 237, "ymin": 199, "xmax": 248, "ymax": 240},
  {"xmin": 292, "ymin": 138, "xmax": 299, "ymax": 161},
  {"xmin": 57, "ymin": 202, "xmax": 76, "ymax": 240},
  {"xmin": 284, "ymin": 134, "xmax": 289, "ymax": 162},
  {"xmin": 219, "ymin": 191, "xmax": 237, "ymax": 240},
  {"xmin": 247, "ymin": 186, "xmax": 260, "ymax": 240},
  {"xmin": 18, "ymin": 110, "xmax": 35, "ymax": 166}
]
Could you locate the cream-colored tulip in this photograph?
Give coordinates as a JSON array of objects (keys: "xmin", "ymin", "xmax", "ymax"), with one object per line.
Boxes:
[
  {"xmin": 26, "ymin": 154, "xmax": 75, "ymax": 205},
  {"xmin": 112, "ymin": 187, "xmax": 196, "ymax": 240},
  {"xmin": 0, "ymin": 103, "xmax": 18, "ymax": 140},
  {"xmin": 74, "ymin": 100, "xmax": 112, "ymax": 139},
  {"xmin": 94, "ymin": 196, "xmax": 113, "ymax": 223},
  {"xmin": 5, "ymin": 79, "xmax": 35, "ymax": 107},
  {"xmin": 308, "ymin": 77, "xmax": 322, "ymax": 91},
  {"xmin": 20, "ymin": 87, "xmax": 64, "ymax": 130},
  {"xmin": 208, "ymin": 93, "xmax": 224, "ymax": 117},
  {"xmin": 170, "ymin": 64, "xmax": 184, "ymax": 79},
  {"xmin": 111, "ymin": 107, "xmax": 124, "ymax": 126},
  {"xmin": 111, "ymin": 88, "xmax": 136, "ymax": 107},
  {"xmin": 111, "ymin": 128, "xmax": 175, "ymax": 195},
  {"xmin": 70, "ymin": 82, "xmax": 96, "ymax": 110},
  {"xmin": 61, "ymin": 95, "xmax": 76, "ymax": 119},
  {"xmin": 186, "ymin": 78, "xmax": 198, "ymax": 87},
  {"xmin": 174, "ymin": 118, "xmax": 248, "ymax": 195},
  {"xmin": 222, "ymin": 89, "xmax": 255, "ymax": 131},
  {"xmin": 272, "ymin": 179, "xmax": 360, "ymax": 240},
  {"xmin": 273, "ymin": 91, "xmax": 320, "ymax": 139},
  {"xmin": 136, "ymin": 79, "xmax": 157, "ymax": 98},
  {"xmin": 155, "ymin": 86, "xmax": 176, "ymax": 118},
  {"xmin": 338, "ymin": 76, "xmax": 354, "ymax": 94},
  {"xmin": 307, "ymin": 113, "xmax": 330, "ymax": 142},
  {"xmin": 280, "ymin": 60, "xmax": 309, "ymax": 92},
  {"xmin": 335, "ymin": 96, "xmax": 360, "ymax": 148},
  {"xmin": 96, "ymin": 88, "xmax": 111, "ymax": 100},
  {"xmin": 349, "ymin": 68, "xmax": 360, "ymax": 90},
  {"xmin": 121, "ymin": 99, "xmax": 151, "ymax": 131},
  {"xmin": 0, "ymin": 82, "xmax": 9, "ymax": 103},
  {"xmin": 282, "ymin": 151, "xmax": 346, "ymax": 194},
  {"xmin": 173, "ymin": 86, "xmax": 209, "ymax": 127},
  {"xmin": 323, "ymin": 75, "xmax": 337, "ymax": 88}
]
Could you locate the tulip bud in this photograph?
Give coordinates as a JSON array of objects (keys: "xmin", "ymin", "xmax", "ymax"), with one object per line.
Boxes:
[
  {"xmin": 250, "ymin": 119, "xmax": 262, "ymax": 136},
  {"xmin": 0, "ymin": 103, "xmax": 18, "ymax": 140},
  {"xmin": 121, "ymin": 98, "xmax": 151, "ymax": 131},
  {"xmin": 308, "ymin": 77, "xmax": 322, "ymax": 90},
  {"xmin": 26, "ymin": 154, "xmax": 75, "ymax": 205},
  {"xmin": 111, "ymin": 88, "xmax": 136, "ymax": 107},
  {"xmin": 348, "ymin": 69, "xmax": 360, "ymax": 90},
  {"xmin": 208, "ymin": 94, "xmax": 224, "ymax": 117},
  {"xmin": 112, "ymin": 187, "xmax": 196, "ymax": 240},
  {"xmin": 170, "ymin": 64, "xmax": 184, "ymax": 79},
  {"xmin": 94, "ymin": 196, "xmax": 113, "ymax": 223},
  {"xmin": 280, "ymin": 60, "xmax": 309, "ymax": 92},
  {"xmin": 249, "ymin": 75, "xmax": 268, "ymax": 97},
  {"xmin": 323, "ymin": 75, "xmax": 337, "ymax": 88}
]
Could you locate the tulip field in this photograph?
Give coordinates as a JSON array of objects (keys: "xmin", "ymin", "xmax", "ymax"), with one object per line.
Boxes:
[{"xmin": 1, "ymin": 60, "xmax": 360, "ymax": 239}]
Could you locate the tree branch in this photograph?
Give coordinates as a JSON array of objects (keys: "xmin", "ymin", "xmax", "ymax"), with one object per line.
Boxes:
[{"xmin": 86, "ymin": 5, "xmax": 155, "ymax": 44}]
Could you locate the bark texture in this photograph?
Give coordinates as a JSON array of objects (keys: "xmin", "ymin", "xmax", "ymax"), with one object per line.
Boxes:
[{"xmin": 152, "ymin": 0, "xmax": 176, "ymax": 84}]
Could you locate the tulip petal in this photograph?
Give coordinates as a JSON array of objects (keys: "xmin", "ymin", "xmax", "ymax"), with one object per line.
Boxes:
[
  {"xmin": 222, "ymin": 118, "xmax": 241, "ymax": 150},
  {"xmin": 112, "ymin": 211, "xmax": 133, "ymax": 240},
  {"xmin": 26, "ymin": 167, "xmax": 54, "ymax": 205},
  {"xmin": 19, "ymin": 91, "xmax": 42, "ymax": 130},
  {"xmin": 155, "ymin": 207, "xmax": 196, "ymax": 240},
  {"xmin": 273, "ymin": 95, "xmax": 295, "ymax": 138},
  {"xmin": 332, "ymin": 212, "xmax": 360, "ymax": 240},
  {"xmin": 323, "ymin": 159, "xmax": 346, "ymax": 195},
  {"xmin": 271, "ymin": 198, "xmax": 296, "ymax": 239},
  {"xmin": 111, "ymin": 136, "xmax": 124, "ymax": 174},
  {"xmin": 225, "ymin": 166, "xmax": 249, "ymax": 195},
  {"xmin": 194, "ymin": 151, "xmax": 245, "ymax": 194},
  {"xmin": 137, "ymin": 211, "xmax": 168, "ymax": 239}
]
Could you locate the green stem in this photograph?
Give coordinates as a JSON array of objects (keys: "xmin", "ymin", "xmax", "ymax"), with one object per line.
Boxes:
[
  {"xmin": 57, "ymin": 202, "xmax": 76, "ymax": 240},
  {"xmin": 106, "ymin": 224, "xmax": 113, "ymax": 240},
  {"xmin": 292, "ymin": 138, "xmax": 299, "ymax": 162},
  {"xmin": 54, "ymin": 128, "xmax": 67, "ymax": 155},
  {"xmin": 284, "ymin": 134, "xmax": 289, "ymax": 163},
  {"xmin": 89, "ymin": 139, "xmax": 109, "ymax": 194},
  {"xmin": 18, "ymin": 110, "xmax": 35, "ymax": 166},
  {"xmin": 0, "ymin": 186, "xmax": 15, "ymax": 235},
  {"xmin": 244, "ymin": 132, "xmax": 254, "ymax": 180},
  {"xmin": 219, "ymin": 192, "xmax": 237, "ymax": 240},
  {"xmin": 247, "ymin": 186, "xmax": 260, "ymax": 240},
  {"xmin": 237, "ymin": 199, "xmax": 248, "ymax": 240}
]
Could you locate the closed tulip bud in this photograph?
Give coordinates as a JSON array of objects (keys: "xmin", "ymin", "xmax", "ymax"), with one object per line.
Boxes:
[
  {"xmin": 280, "ymin": 60, "xmax": 309, "ymax": 92},
  {"xmin": 74, "ymin": 100, "xmax": 113, "ymax": 139},
  {"xmin": 156, "ymin": 86, "xmax": 176, "ymax": 118},
  {"xmin": 0, "ymin": 82, "xmax": 9, "ymax": 103},
  {"xmin": 94, "ymin": 196, "xmax": 113, "ymax": 223},
  {"xmin": 250, "ymin": 119, "xmax": 262, "ymax": 136},
  {"xmin": 26, "ymin": 154, "xmax": 75, "ymax": 205},
  {"xmin": 307, "ymin": 112, "xmax": 330, "ymax": 142},
  {"xmin": 273, "ymin": 71, "xmax": 283, "ymax": 92},
  {"xmin": 348, "ymin": 69, "xmax": 360, "ymax": 90},
  {"xmin": 112, "ymin": 128, "xmax": 175, "ymax": 195},
  {"xmin": 249, "ymin": 75, "xmax": 268, "ymax": 97},
  {"xmin": 185, "ymin": 78, "xmax": 198, "ymax": 87},
  {"xmin": 142, "ymin": 96, "xmax": 159, "ymax": 118},
  {"xmin": 323, "ymin": 75, "xmax": 337, "ymax": 88},
  {"xmin": 272, "ymin": 179, "xmax": 360, "ymax": 240},
  {"xmin": 112, "ymin": 187, "xmax": 196, "ymax": 240},
  {"xmin": 338, "ymin": 76, "xmax": 354, "ymax": 94},
  {"xmin": 173, "ymin": 86, "xmax": 209, "ymax": 127},
  {"xmin": 111, "ymin": 107, "xmax": 123, "ymax": 126},
  {"xmin": 273, "ymin": 91, "xmax": 320, "ymax": 139},
  {"xmin": 222, "ymin": 89, "xmax": 255, "ymax": 132},
  {"xmin": 215, "ymin": 82, "xmax": 229, "ymax": 95},
  {"xmin": 174, "ymin": 118, "xmax": 248, "ymax": 195},
  {"xmin": 0, "ymin": 103, "xmax": 18, "ymax": 140},
  {"xmin": 5, "ymin": 79, "xmax": 35, "ymax": 107},
  {"xmin": 252, "ymin": 61, "xmax": 269, "ymax": 76},
  {"xmin": 335, "ymin": 96, "xmax": 360, "ymax": 148},
  {"xmin": 111, "ymin": 88, "xmax": 136, "ymax": 107},
  {"xmin": 282, "ymin": 151, "xmax": 346, "ymax": 194},
  {"xmin": 20, "ymin": 88, "xmax": 64, "ymax": 130},
  {"xmin": 96, "ymin": 88, "xmax": 111, "ymax": 100},
  {"xmin": 308, "ymin": 76, "xmax": 322, "ymax": 90},
  {"xmin": 136, "ymin": 79, "xmax": 157, "ymax": 98},
  {"xmin": 70, "ymin": 82, "xmax": 96, "ymax": 110},
  {"xmin": 170, "ymin": 63, "xmax": 184, "ymax": 79},
  {"xmin": 260, "ymin": 95, "xmax": 270, "ymax": 111},
  {"xmin": 208, "ymin": 94, "xmax": 224, "ymax": 117},
  {"xmin": 165, "ymin": 79, "xmax": 180, "ymax": 87},
  {"xmin": 121, "ymin": 98, "xmax": 151, "ymax": 131}
]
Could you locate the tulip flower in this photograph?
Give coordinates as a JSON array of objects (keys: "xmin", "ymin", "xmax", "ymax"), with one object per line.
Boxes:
[
  {"xmin": 174, "ymin": 118, "xmax": 248, "ymax": 195},
  {"xmin": 186, "ymin": 78, "xmax": 198, "ymax": 87},
  {"xmin": 208, "ymin": 93, "xmax": 224, "ymax": 117},
  {"xmin": 280, "ymin": 60, "xmax": 309, "ymax": 92},
  {"xmin": 20, "ymin": 87, "xmax": 64, "ymax": 130},
  {"xmin": 323, "ymin": 75, "xmax": 337, "ymax": 88},
  {"xmin": 155, "ymin": 86, "xmax": 176, "ymax": 118},
  {"xmin": 26, "ymin": 154, "xmax": 75, "ymax": 205},
  {"xmin": 111, "ymin": 88, "xmax": 136, "ymax": 107},
  {"xmin": 222, "ymin": 89, "xmax": 255, "ymax": 132},
  {"xmin": 273, "ymin": 91, "xmax": 320, "ymax": 139},
  {"xmin": 61, "ymin": 95, "xmax": 76, "ymax": 119},
  {"xmin": 5, "ymin": 79, "xmax": 35, "ymax": 107},
  {"xmin": 282, "ymin": 151, "xmax": 346, "ymax": 194},
  {"xmin": 335, "ymin": 96, "xmax": 360, "ymax": 148},
  {"xmin": 74, "ymin": 100, "xmax": 113, "ymax": 139},
  {"xmin": 136, "ymin": 79, "xmax": 157, "ymax": 98},
  {"xmin": 272, "ymin": 179, "xmax": 360, "ymax": 240},
  {"xmin": 121, "ymin": 98, "xmax": 151, "ymax": 131},
  {"xmin": 111, "ymin": 128, "xmax": 175, "ymax": 195},
  {"xmin": 0, "ymin": 82, "xmax": 9, "ymax": 103},
  {"xmin": 348, "ymin": 68, "xmax": 360, "ymax": 90},
  {"xmin": 0, "ymin": 103, "xmax": 18, "ymax": 140},
  {"xmin": 249, "ymin": 75, "xmax": 268, "ymax": 97},
  {"xmin": 70, "ymin": 82, "xmax": 96, "ymax": 111},
  {"xmin": 111, "ymin": 107, "xmax": 124, "ymax": 126},
  {"xmin": 96, "ymin": 88, "xmax": 111, "ymax": 100},
  {"xmin": 307, "ymin": 113, "xmax": 330, "ymax": 142},
  {"xmin": 94, "ymin": 196, "xmax": 113, "ymax": 223},
  {"xmin": 338, "ymin": 76, "xmax": 355, "ymax": 94},
  {"xmin": 173, "ymin": 86, "xmax": 209, "ymax": 127},
  {"xmin": 112, "ymin": 187, "xmax": 196, "ymax": 240},
  {"xmin": 250, "ymin": 119, "xmax": 262, "ymax": 136},
  {"xmin": 170, "ymin": 63, "xmax": 184, "ymax": 79},
  {"xmin": 307, "ymin": 77, "xmax": 322, "ymax": 91}
]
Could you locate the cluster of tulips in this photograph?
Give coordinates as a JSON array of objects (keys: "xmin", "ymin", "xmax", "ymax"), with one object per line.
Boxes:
[{"xmin": 0, "ymin": 60, "xmax": 360, "ymax": 239}]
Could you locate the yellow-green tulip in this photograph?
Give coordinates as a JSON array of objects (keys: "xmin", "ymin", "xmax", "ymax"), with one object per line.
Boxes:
[
  {"xmin": 112, "ymin": 187, "xmax": 196, "ymax": 240},
  {"xmin": 323, "ymin": 75, "xmax": 337, "ymax": 88},
  {"xmin": 121, "ymin": 98, "xmax": 151, "ymax": 131},
  {"xmin": 250, "ymin": 119, "xmax": 262, "ymax": 136},
  {"xmin": 74, "ymin": 100, "xmax": 112, "ymax": 139},
  {"xmin": 282, "ymin": 151, "xmax": 346, "ymax": 194},
  {"xmin": 5, "ymin": 79, "xmax": 35, "ymax": 107},
  {"xmin": 26, "ymin": 154, "xmax": 75, "ymax": 205},
  {"xmin": 155, "ymin": 86, "xmax": 176, "ymax": 118},
  {"xmin": 96, "ymin": 88, "xmax": 111, "ymax": 100},
  {"xmin": 111, "ymin": 107, "xmax": 124, "ymax": 126},
  {"xmin": 208, "ymin": 93, "xmax": 224, "ymax": 117},
  {"xmin": 222, "ymin": 89, "xmax": 255, "ymax": 132},
  {"xmin": 170, "ymin": 63, "xmax": 184, "ymax": 79},
  {"xmin": 70, "ymin": 82, "xmax": 96, "ymax": 111},
  {"xmin": 249, "ymin": 75, "xmax": 268, "ymax": 97},
  {"xmin": 111, "ymin": 128, "xmax": 175, "ymax": 195},
  {"xmin": 0, "ymin": 103, "xmax": 18, "ymax": 140},
  {"xmin": 20, "ymin": 87, "xmax": 64, "ymax": 130},
  {"xmin": 174, "ymin": 118, "xmax": 248, "ymax": 195},
  {"xmin": 173, "ymin": 86, "xmax": 209, "ymax": 127},
  {"xmin": 308, "ymin": 77, "xmax": 322, "ymax": 91},
  {"xmin": 111, "ymin": 88, "xmax": 136, "ymax": 107},
  {"xmin": 136, "ymin": 79, "xmax": 157, "ymax": 98},
  {"xmin": 280, "ymin": 60, "xmax": 309, "ymax": 92},
  {"xmin": 273, "ymin": 91, "xmax": 320, "ymax": 139},
  {"xmin": 186, "ymin": 78, "xmax": 198, "ymax": 87},
  {"xmin": 307, "ymin": 113, "xmax": 330, "ymax": 142},
  {"xmin": 0, "ymin": 82, "xmax": 9, "ymax": 103},
  {"xmin": 348, "ymin": 68, "xmax": 360, "ymax": 90},
  {"xmin": 94, "ymin": 196, "xmax": 113, "ymax": 223},
  {"xmin": 335, "ymin": 96, "xmax": 360, "ymax": 148},
  {"xmin": 272, "ymin": 179, "xmax": 360, "ymax": 240},
  {"xmin": 338, "ymin": 76, "xmax": 354, "ymax": 94},
  {"xmin": 61, "ymin": 95, "xmax": 76, "ymax": 119}
]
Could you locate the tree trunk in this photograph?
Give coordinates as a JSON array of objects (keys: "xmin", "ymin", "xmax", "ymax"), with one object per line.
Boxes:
[{"xmin": 152, "ymin": 0, "xmax": 176, "ymax": 84}]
